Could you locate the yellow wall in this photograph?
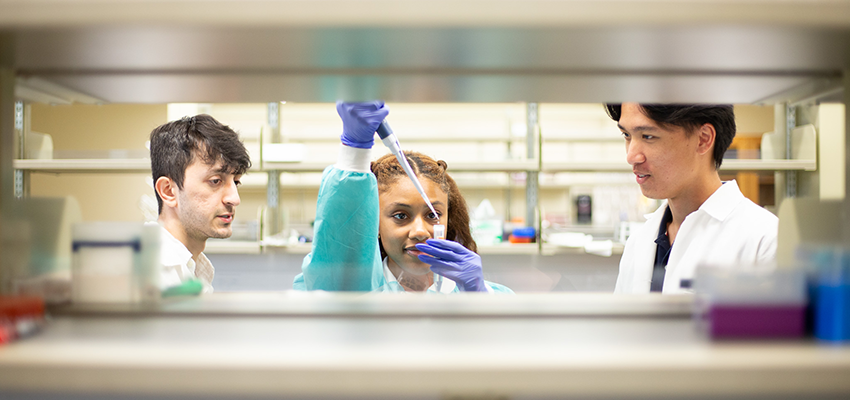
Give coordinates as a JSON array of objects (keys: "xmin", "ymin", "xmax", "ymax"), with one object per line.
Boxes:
[{"xmin": 29, "ymin": 104, "xmax": 166, "ymax": 221}]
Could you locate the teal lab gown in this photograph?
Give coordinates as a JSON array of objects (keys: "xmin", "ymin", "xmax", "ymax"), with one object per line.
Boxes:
[{"xmin": 293, "ymin": 165, "xmax": 513, "ymax": 294}]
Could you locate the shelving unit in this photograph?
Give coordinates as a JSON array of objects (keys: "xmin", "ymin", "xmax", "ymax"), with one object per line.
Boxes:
[
  {"xmin": 543, "ymin": 159, "xmax": 817, "ymax": 173},
  {"xmin": 13, "ymin": 158, "xmax": 151, "ymax": 173},
  {"xmin": 205, "ymin": 240, "xmax": 262, "ymax": 255},
  {"xmin": 11, "ymin": 103, "xmax": 817, "ymax": 258},
  {"xmin": 250, "ymin": 241, "xmax": 623, "ymax": 256},
  {"xmin": 1, "ymin": 3, "xmax": 849, "ymax": 399},
  {"xmin": 13, "ymin": 158, "xmax": 817, "ymax": 174}
]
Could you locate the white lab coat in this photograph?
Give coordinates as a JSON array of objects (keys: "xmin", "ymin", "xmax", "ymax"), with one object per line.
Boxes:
[{"xmin": 614, "ymin": 180, "xmax": 778, "ymax": 294}]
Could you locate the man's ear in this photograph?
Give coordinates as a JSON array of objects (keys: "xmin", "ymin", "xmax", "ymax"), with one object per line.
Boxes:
[
  {"xmin": 155, "ymin": 176, "xmax": 179, "ymax": 209},
  {"xmin": 696, "ymin": 123, "xmax": 716, "ymax": 157}
]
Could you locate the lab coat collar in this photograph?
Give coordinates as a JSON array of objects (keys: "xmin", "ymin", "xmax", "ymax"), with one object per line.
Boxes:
[
  {"xmin": 156, "ymin": 223, "xmax": 195, "ymax": 268},
  {"xmin": 644, "ymin": 180, "xmax": 744, "ymax": 223},
  {"xmin": 696, "ymin": 180, "xmax": 745, "ymax": 222}
]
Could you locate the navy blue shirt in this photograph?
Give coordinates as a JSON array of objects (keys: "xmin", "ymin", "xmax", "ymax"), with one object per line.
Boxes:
[{"xmin": 650, "ymin": 206, "xmax": 673, "ymax": 292}]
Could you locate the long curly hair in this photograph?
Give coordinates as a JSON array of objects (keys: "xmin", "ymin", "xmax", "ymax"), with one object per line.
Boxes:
[{"xmin": 371, "ymin": 151, "xmax": 477, "ymax": 256}]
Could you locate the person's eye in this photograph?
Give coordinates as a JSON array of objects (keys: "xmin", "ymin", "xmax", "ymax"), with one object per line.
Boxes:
[
  {"xmin": 392, "ymin": 212, "xmax": 408, "ymax": 221},
  {"xmin": 428, "ymin": 212, "xmax": 441, "ymax": 221},
  {"xmin": 234, "ymin": 179, "xmax": 242, "ymax": 186},
  {"xmin": 621, "ymin": 132, "xmax": 630, "ymax": 140},
  {"xmin": 642, "ymin": 134, "xmax": 655, "ymax": 140},
  {"xmin": 210, "ymin": 178, "xmax": 222, "ymax": 185}
]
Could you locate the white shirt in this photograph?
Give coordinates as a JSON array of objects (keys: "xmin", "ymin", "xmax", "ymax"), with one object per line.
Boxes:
[
  {"xmin": 381, "ymin": 258, "xmax": 459, "ymax": 293},
  {"xmin": 149, "ymin": 222, "xmax": 215, "ymax": 294},
  {"xmin": 614, "ymin": 180, "xmax": 778, "ymax": 294}
]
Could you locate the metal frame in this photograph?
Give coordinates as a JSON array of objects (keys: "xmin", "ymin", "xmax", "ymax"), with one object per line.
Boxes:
[{"xmin": 266, "ymin": 102, "xmax": 282, "ymax": 238}]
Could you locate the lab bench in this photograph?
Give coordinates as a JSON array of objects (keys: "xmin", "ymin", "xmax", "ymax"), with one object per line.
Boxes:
[{"xmin": 1, "ymin": 293, "xmax": 849, "ymax": 400}]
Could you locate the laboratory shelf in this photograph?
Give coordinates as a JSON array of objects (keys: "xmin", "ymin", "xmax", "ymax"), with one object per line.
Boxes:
[
  {"xmin": 239, "ymin": 181, "xmax": 637, "ymax": 191},
  {"xmin": 263, "ymin": 242, "xmax": 312, "ymax": 254},
  {"xmin": 277, "ymin": 135, "xmax": 522, "ymax": 143},
  {"xmin": 259, "ymin": 162, "xmax": 331, "ymax": 172},
  {"xmin": 438, "ymin": 161, "xmax": 539, "ymax": 172},
  {"xmin": 16, "ymin": 158, "xmax": 813, "ymax": 175},
  {"xmin": 277, "ymin": 135, "xmax": 625, "ymax": 143},
  {"xmin": 13, "ymin": 158, "xmax": 151, "ymax": 173},
  {"xmin": 543, "ymin": 159, "xmax": 817, "ymax": 172},
  {"xmin": 258, "ymin": 241, "xmax": 622, "ymax": 256},
  {"xmin": 721, "ymin": 159, "xmax": 818, "ymax": 171},
  {"xmin": 260, "ymin": 160, "xmax": 540, "ymax": 173},
  {"xmin": 239, "ymin": 177, "xmax": 638, "ymax": 191},
  {"xmin": 543, "ymin": 136, "xmax": 625, "ymax": 142},
  {"xmin": 12, "ymin": 159, "xmax": 329, "ymax": 174},
  {"xmin": 478, "ymin": 243, "xmax": 551, "ymax": 255},
  {"xmin": 205, "ymin": 240, "xmax": 262, "ymax": 255}
]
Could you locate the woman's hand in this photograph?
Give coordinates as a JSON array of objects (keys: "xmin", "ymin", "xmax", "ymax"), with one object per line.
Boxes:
[
  {"xmin": 336, "ymin": 101, "xmax": 389, "ymax": 149},
  {"xmin": 415, "ymin": 239, "xmax": 487, "ymax": 292}
]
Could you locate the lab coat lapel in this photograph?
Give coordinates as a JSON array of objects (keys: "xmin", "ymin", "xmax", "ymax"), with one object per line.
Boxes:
[
  {"xmin": 662, "ymin": 181, "xmax": 745, "ymax": 293},
  {"xmin": 663, "ymin": 212, "xmax": 701, "ymax": 293},
  {"xmin": 630, "ymin": 204, "xmax": 666, "ymax": 292}
]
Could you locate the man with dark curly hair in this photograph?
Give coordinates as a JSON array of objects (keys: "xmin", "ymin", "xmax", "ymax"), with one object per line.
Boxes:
[{"xmin": 149, "ymin": 114, "xmax": 251, "ymax": 293}]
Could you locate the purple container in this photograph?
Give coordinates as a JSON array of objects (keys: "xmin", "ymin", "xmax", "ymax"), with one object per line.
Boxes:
[{"xmin": 709, "ymin": 304, "xmax": 806, "ymax": 339}]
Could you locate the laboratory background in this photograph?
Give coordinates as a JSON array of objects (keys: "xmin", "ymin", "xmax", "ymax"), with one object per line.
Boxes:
[
  {"xmin": 2, "ymin": 1, "xmax": 850, "ymax": 399},
  {"xmin": 21, "ymin": 101, "xmax": 795, "ymax": 292}
]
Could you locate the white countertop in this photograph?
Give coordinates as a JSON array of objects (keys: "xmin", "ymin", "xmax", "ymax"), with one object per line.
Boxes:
[{"xmin": 1, "ymin": 292, "xmax": 849, "ymax": 399}]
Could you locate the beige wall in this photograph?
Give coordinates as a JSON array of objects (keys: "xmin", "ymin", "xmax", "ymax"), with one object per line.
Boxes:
[
  {"xmin": 734, "ymin": 104, "xmax": 774, "ymax": 136},
  {"xmin": 29, "ymin": 104, "xmax": 166, "ymax": 221}
]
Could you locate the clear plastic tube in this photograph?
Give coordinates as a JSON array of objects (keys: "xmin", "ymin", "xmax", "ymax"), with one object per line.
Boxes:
[{"xmin": 432, "ymin": 224, "xmax": 446, "ymax": 292}]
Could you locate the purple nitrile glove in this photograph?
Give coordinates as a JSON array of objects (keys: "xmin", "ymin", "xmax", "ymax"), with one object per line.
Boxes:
[
  {"xmin": 415, "ymin": 239, "xmax": 487, "ymax": 292},
  {"xmin": 336, "ymin": 101, "xmax": 389, "ymax": 149}
]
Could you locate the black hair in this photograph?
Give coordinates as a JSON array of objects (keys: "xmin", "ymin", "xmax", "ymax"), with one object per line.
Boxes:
[
  {"xmin": 605, "ymin": 104, "xmax": 736, "ymax": 169},
  {"xmin": 149, "ymin": 114, "xmax": 251, "ymax": 213}
]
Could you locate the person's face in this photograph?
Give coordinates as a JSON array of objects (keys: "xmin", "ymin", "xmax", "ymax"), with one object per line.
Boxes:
[
  {"xmin": 176, "ymin": 158, "xmax": 242, "ymax": 241},
  {"xmin": 379, "ymin": 177, "xmax": 448, "ymax": 276},
  {"xmin": 618, "ymin": 103, "xmax": 703, "ymax": 200}
]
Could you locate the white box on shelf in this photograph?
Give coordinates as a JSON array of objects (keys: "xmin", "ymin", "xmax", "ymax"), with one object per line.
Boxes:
[{"xmin": 263, "ymin": 143, "xmax": 307, "ymax": 163}]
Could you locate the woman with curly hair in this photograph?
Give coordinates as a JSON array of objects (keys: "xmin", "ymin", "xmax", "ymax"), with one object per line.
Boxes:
[{"xmin": 293, "ymin": 101, "xmax": 512, "ymax": 293}]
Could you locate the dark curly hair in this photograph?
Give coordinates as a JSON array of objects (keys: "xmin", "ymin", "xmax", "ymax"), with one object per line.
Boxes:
[
  {"xmin": 149, "ymin": 114, "xmax": 252, "ymax": 213},
  {"xmin": 371, "ymin": 151, "xmax": 477, "ymax": 257}
]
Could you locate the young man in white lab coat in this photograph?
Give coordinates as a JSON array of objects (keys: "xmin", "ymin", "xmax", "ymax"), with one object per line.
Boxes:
[
  {"xmin": 149, "ymin": 115, "xmax": 251, "ymax": 293},
  {"xmin": 607, "ymin": 103, "xmax": 777, "ymax": 294}
]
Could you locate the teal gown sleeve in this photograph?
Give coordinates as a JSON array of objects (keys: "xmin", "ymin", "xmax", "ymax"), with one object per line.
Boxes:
[{"xmin": 293, "ymin": 165, "xmax": 385, "ymax": 291}]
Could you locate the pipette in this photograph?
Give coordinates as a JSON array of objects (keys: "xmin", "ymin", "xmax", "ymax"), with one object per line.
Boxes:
[{"xmin": 376, "ymin": 120, "xmax": 438, "ymax": 219}]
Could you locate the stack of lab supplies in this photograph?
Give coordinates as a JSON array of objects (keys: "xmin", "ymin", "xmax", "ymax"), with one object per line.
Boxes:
[
  {"xmin": 72, "ymin": 222, "xmax": 159, "ymax": 303},
  {"xmin": 509, "ymin": 227, "xmax": 536, "ymax": 243},
  {"xmin": 805, "ymin": 248, "xmax": 850, "ymax": 342},
  {"xmin": 695, "ymin": 266, "xmax": 807, "ymax": 339}
]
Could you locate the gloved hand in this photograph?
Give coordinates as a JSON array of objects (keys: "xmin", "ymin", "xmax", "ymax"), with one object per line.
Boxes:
[
  {"xmin": 415, "ymin": 239, "xmax": 487, "ymax": 292},
  {"xmin": 336, "ymin": 101, "xmax": 389, "ymax": 149}
]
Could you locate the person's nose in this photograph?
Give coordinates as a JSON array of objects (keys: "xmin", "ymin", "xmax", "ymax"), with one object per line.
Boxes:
[
  {"xmin": 409, "ymin": 216, "xmax": 432, "ymax": 242},
  {"xmin": 626, "ymin": 139, "xmax": 646, "ymax": 166},
  {"xmin": 223, "ymin": 179, "xmax": 241, "ymax": 207}
]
